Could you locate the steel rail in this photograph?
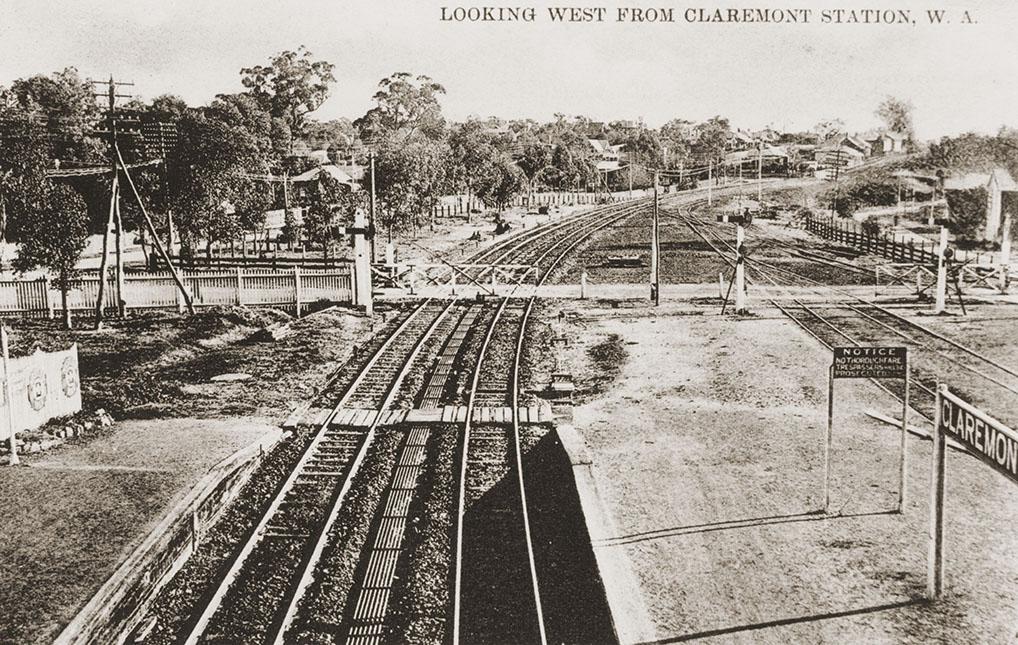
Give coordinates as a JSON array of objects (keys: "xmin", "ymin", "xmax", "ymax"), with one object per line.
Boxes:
[
  {"xmin": 681, "ymin": 208, "xmax": 1018, "ymax": 381},
  {"xmin": 511, "ymin": 296, "xmax": 548, "ymax": 645},
  {"xmin": 182, "ymin": 299, "xmax": 440, "ymax": 645},
  {"xmin": 273, "ymin": 299, "xmax": 457, "ymax": 644},
  {"xmin": 452, "ymin": 297, "xmax": 510, "ymax": 645}
]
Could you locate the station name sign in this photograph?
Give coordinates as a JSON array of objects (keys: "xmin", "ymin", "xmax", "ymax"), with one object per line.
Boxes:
[
  {"xmin": 939, "ymin": 390, "xmax": 1018, "ymax": 486},
  {"xmin": 833, "ymin": 346, "xmax": 907, "ymax": 379}
]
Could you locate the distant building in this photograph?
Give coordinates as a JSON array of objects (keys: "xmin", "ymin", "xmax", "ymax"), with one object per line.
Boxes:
[
  {"xmin": 726, "ymin": 129, "xmax": 755, "ymax": 150},
  {"xmin": 588, "ymin": 138, "xmax": 626, "ymax": 172},
  {"xmin": 815, "ymin": 143, "xmax": 865, "ymax": 178},
  {"xmin": 835, "ymin": 135, "xmax": 873, "ymax": 157},
  {"xmin": 724, "ymin": 145, "xmax": 789, "ymax": 176},
  {"xmin": 866, "ymin": 131, "xmax": 906, "ymax": 156},
  {"xmin": 290, "ymin": 164, "xmax": 361, "ymax": 192}
]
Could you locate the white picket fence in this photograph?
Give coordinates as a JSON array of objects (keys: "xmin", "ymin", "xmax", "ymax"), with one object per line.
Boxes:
[{"xmin": 0, "ymin": 267, "xmax": 354, "ymax": 318}]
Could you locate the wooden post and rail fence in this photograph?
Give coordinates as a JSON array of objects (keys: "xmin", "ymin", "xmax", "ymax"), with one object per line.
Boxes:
[
  {"xmin": 804, "ymin": 214, "xmax": 1001, "ymax": 268},
  {"xmin": 0, "ymin": 265, "xmax": 354, "ymax": 319}
]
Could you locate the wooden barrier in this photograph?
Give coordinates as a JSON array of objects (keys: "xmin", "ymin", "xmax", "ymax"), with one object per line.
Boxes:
[
  {"xmin": 0, "ymin": 267, "xmax": 353, "ymax": 318},
  {"xmin": 805, "ymin": 215, "xmax": 940, "ymax": 265},
  {"xmin": 54, "ymin": 428, "xmax": 283, "ymax": 645}
]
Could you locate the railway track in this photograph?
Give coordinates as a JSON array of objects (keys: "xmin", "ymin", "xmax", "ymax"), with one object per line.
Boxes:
[
  {"xmin": 675, "ymin": 206, "xmax": 1018, "ymax": 429},
  {"xmin": 453, "ymin": 297, "xmax": 546, "ymax": 645},
  {"xmin": 183, "ymin": 299, "xmax": 453, "ymax": 645},
  {"xmin": 452, "ymin": 198, "xmax": 651, "ymax": 290},
  {"xmin": 329, "ymin": 303, "xmax": 483, "ymax": 645}
]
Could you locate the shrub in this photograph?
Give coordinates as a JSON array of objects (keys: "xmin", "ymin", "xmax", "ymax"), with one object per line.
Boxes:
[{"xmin": 944, "ymin": 187, "xmax": 987, "ymax": 241}]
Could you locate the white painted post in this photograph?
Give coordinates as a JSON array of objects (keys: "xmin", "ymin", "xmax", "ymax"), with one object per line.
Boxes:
[
  {"xmin": 2, "ymin": 326, "xmax": 17, "ymax": 466},
  {"xmin": 651, "ymin": 172, "xmax": 660, "ymax": 305},
  {"xmin": 177, "ymin": 276, "xmax": 186, "ymax": 314},
  {"xmin": 490, "ymin": 269, "xmax": 497, "ymax": 292},
  {"xmin": 450, "ymin": 271, "xmax": 457, "ymax": 296},
  {"xmin": 385, "ymin": 242, "xmax": 395, "ymax": 267},
  {"xmin": 928, "ymin": 384, "xmax": 947, "ymax": 599},
  {"xmin": 353, "ymin": 210, "xmax": 373, "ymax": 317},
  {"xmin": 824, "ymin": 364, "xmax": 833, "ymax": 513},
  {"xmin": 719, "ymin": 272, "xmax": 726, "ymax": 300},
  {"xmin": 293, "ymin": 266, "xmax": 303, "ymax": 318},
  {"xmin": 898, "ymin": 354, "xmax": 910, "ymax": 513},
  {"xmin": 580, "ymin": 270, "xmax": 587, "ymax": 299},
  {"xmin": 735, "ymin": 224, "xmax": 747, "ymax": 314},
  {"xmin": 934, "ymin": 227, "xmax": 948, "ymax": 314},
  {"xmin": 235, "ymin": 267, "xmax": 243, "ymax": 306},
  {"xmin": 1000, "ymin": 214, "xmax": 1011, "ymax": 294}
]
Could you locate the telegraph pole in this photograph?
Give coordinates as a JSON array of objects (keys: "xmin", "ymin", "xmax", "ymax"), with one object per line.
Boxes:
[
  {"xmin": 369, "ymin": 151, "xmax": 377, "ymax": 263},
  {"xmin": 651, "ymin": 171, "xmax": 660, "ymax": 305},
  {"xmin": 757, "ymin": 139, "xmax": 763, "ymax": 203},
  {"xmin": 708, "ymin": 160, "xmax": 713, "ymax": 206},
  {"xmin": 628, "ymin": 160, "xmax": 633, "ymax": 199},
  {"xmin": 93, "ymin": 76, "xmax": 134, "ymax": 327},
  {"xmin": 735, "ymin": 223, "xmax": 747, "ymax": 314}
]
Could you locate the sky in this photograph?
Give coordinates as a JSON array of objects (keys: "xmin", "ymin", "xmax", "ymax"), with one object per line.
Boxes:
[{"xmin": 0, "ymin": 0, "xmax": 1016, "ymax": 140}]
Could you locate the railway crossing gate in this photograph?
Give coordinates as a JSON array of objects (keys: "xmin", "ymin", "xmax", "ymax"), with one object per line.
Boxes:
[
  {"xmin": 376, "ymin": 262, "xmax": 539, "ymax": 296},
  {"xmin": 826, "ymin": 346, "xmax": 909, "ymax": 513}
]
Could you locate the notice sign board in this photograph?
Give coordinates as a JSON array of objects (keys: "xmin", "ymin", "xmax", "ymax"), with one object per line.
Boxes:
[
  {"xmin": 833, "ymin": 346, "xmax": 907, "ymax": 380},
  {"xmin": 939, "ymin": 389, "xmax": 1018, "ymax": 486}
]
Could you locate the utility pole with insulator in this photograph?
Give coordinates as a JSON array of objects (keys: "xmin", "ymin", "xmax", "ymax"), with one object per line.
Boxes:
[
  {"xmin": 651, "ymin": 170, "xmax": 660, "ymax": 305},
  {"xmin": 369, "ymin": 151, "xmax": 377, "ymax": 263},
  {"xmin": 92, "ymin": 76, "xmax": 134, "ymax": 327}
]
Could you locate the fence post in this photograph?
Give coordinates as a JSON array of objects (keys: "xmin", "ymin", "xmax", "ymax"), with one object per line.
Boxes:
[
  {"xmin": 176, "ymin": 275, "xmax": 186, "ymax": 314},
  {"xmin": 294, "ymin": 266, "xmax": 303, "ymax": 318},
  {"xmin": 235, "ymin": 267, "xmax": 243, "ymax": 306},
  {"xmin": 41, "ymin": 276, "xmax": 54, "ymax": 319}
]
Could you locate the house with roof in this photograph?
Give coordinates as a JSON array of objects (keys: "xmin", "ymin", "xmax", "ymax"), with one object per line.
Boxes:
[
  {"xmin": 815, "ymin": 143, "xmax": 865, "ymax": 178},
  {"xmin": 866, "ymin": 131, "xmax": 906, "ymax": 156},
  {"xmin": 723, "ymin": 145, "xmax": 789, "ymax": 175},
  {"xmin": 944, "ymin": 167, "xmax": 1018, "ymax": 242},
  {"xmin": 835, "ymin": 135, "xmax": 873, "ymax": 157},
  {"xmin": 726, "ymin": 129, "xmax": 755, "ymax": 150}
]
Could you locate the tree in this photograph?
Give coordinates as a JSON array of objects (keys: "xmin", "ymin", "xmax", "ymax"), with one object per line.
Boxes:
[
  {"xmin": 660, "ymin": 118, "xmax": 695, "ymax": 168},
  {"xmin": 209, "ymin": 93, "xmax": 290, "ymax": 161},
  {"xmin": 149, "ymin": 94, "xmax": 189, "ymax": 121},
  {"xmin": 167, "ymin": 110, "xmax": 272, "ymax": 258},
  {"xmin": 301, "ymin": 172, "xmax": 359, "ymax": 259},
  {"xmin": 240, "ymin": 47, "xmax": 336, "ymax": 150},
  {"xmin": 12, "ymin": 183, "xmax": 89, "ymax": 329},
  {"xmin": 0, "ymin": 113, "xmax": 53, "ymax": 264},
  {"xmin": 692, "ymin": 116, "xmax": 731, "ymax": 170},
  {"xmin": 474, "ymin": 156, "xmax": 524, "ymax": 210},
  {"xmin": 448, "ymin": 119, "xmax": 498, "ymax": 200},
  {"xmin": 367, "ymin": 137, "xmax": 449, "ymax": 239},
  {"xmin": 813, "ymin": 118, "xmax": 846, "ymax": 143},
  {"xmin": 5, "ymin": 68, "xmax": 102, "ymax": 163},
  {"xmin": 516, "ymin": 132, "xmax": 554, "ymax": 198},
  {"xmin": 355, "ymin": 73, "xmax": 446, "ymax": 142},
  {"xmin": 876, "ymin": 96, "xmax": 915, "ymax": 142},
  {"xmin": 305, "ymin": 119, "xmax": 355, "ymax": 157}
]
